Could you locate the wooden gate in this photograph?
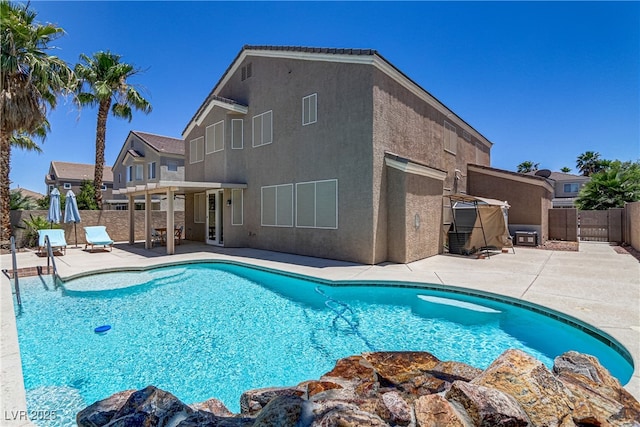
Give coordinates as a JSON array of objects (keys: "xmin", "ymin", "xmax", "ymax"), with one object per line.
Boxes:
[{"xmin": 578, "ymin": 209, "xmax": 623, "ymax": 242}]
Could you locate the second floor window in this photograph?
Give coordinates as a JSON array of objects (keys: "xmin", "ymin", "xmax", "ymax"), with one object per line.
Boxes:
[
  {"xmin": 127, "ymin": 166, "xmax": 132, "ymax": 182},
  {"xmin": 564, "ymin": 183, "xmax": 580, "ymax": 193},
  {"xmin": 167, "ymin": 160, "xmax": 178, "ymax": 172},
  {"xmin": 444, "ymin": 121, "xmax": 457, "ymax": 155},
  {"xmin": 148, "ymin": 162, "xmax": 156, "ymax": 180},
  {"xmin": 302, "ymin": 93, "xmax": 317, "ymax": 126},
  {"xmin": 63, "ymin": 183, "xmax": 71, "ymax": 189},
  {"xmin": 252, "ymin": 110, "xmax": 273, "ymax": 148},
  {"xmin": 190, "ymin": 137, "xmax": 204, "ymax": 163},
  {"xmin": 206, "ymin": 121, "xmax": 225, "ymax": 153},
  {"xmin": 135, "ymin": 164, "xmax": 143, "ymax": 181}
]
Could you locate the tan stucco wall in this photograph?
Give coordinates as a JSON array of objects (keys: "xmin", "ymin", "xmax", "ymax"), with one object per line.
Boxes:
[
  {"xmin": 10, "ymin": 210, "xmax": 184, "ymax": 247},
  {"xmin": 626, "ymin": 201, "xmax": 640, "ymax": 251},
  {"xmin": 467, "ymin": 169, "xmax": 553, "ymax": 243}
]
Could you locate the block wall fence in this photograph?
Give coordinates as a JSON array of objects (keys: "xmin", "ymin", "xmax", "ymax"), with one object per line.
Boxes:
[{"xmin": 10, "ymin": 210, "xmax": 185, "ymax": 248}]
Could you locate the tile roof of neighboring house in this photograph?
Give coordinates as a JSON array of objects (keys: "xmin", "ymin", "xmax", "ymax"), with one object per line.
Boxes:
[
  {"xmin": 131, "ymin": 131, "xmax": 184, "ymax": 155},
  {"xmin": 11, "ymin": 187, "xmax": 44, "ymax": 200},
  {"xmin": 183, "ymin": 45, "xmax": 493, "ymax": 148},
  {"xmin": 468, "ymin": 164, "xmax": 550, "ymax": 183},
  {"xmin": 48, "ymin": 161, "xmax": 113, "ymax": 183},
  {"xmin": 525, "ymin": 170, "xmax": 589, "ymax": 181}
]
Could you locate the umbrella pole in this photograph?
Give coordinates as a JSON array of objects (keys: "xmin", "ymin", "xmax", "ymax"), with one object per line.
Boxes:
[{"xmin": 74, "ymin": 223, "xmax": 78, "ymax": 248}]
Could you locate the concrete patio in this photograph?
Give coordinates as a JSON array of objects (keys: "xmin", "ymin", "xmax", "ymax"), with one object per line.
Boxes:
[{"xmin": 1, "ymin": 240, "xmax": 639, "ymax": 426}]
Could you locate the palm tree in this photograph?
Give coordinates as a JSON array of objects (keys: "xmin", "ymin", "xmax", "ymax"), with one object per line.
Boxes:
[
  {"xmin": 0, "ymin": 0, "xmax": 76, "ymax": 242},
  {"xmin": 75, "ymin": 51, "xmax": 152, "ymax": 209},
  {"xmin": 576, "ymin": 151, "xmax": 607, "ymax": 176},
  {"xmin": 560, "ymin": 166, "xmax": 571, "ymax": 173},
  {"xmin": 516, "ymin": 161, "xmax": 539, "ymax": 174},
  {"xmin": 576, "ymin": 160, "xmax": 640, "ymax": 209},
  {"xmin": 10, "ymin": 188, "xmax": 36, "ymax": 210}
]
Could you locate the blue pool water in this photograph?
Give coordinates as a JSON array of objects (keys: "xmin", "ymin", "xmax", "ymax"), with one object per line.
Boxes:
[{"xmin": 14, "ymin": 262, "xmax": 633, "ymax": 427}]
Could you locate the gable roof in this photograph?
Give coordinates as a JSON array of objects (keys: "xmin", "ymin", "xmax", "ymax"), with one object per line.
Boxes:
[
  {"xmin": 48, "ymin": 161, "xmax": 113, "ymax": 183},
  {"xmin": 11, "ymin": 187, "xmax": 45, "ymax": 200},
  {"xmin": 131, "ymin": 131, "xmax": 184, "ymax": 155},
  {"xmin": 183, "ymin": 45, "xmax": 493, "ymax": 149}
]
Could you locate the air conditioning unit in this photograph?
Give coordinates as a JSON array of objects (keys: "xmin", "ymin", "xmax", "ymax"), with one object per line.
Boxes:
[{"xmin": 515, "ymin": 231, "xmax": 538, "ymax": 246}]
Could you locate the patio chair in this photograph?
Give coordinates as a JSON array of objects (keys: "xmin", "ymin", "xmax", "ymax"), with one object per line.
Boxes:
[
  {"xmin": 151, "ymin": 228, "xmax": 164, "ymax": 247},
  {"xmin": 38, "ymin": 229, "xmax": 67, "ymax": 256},
  {"xmin": 174, "ymin": 225, "xmax": 184, "ymax": 245},
  {"xmin": 84, "ymin": 226, "xmax": 114, "ymax": 252}
]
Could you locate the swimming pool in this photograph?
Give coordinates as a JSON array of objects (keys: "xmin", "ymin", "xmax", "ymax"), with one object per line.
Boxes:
[{"xmin": 14, "ymin": 261, "xmax": 633, "ymax": 427}]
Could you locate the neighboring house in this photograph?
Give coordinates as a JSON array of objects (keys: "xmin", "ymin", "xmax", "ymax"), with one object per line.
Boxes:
[
  {"xmin": 11, "ymin": 187, "xmax": 44, "ymax": 203},
  {"xmin": 111, "ymin": 131, "xmax": 186, "ymax": 211},
  {"xmin": 45, "ymin": 161, "xmax": 113, "ymax": 204},
  {"xmin": 168, "ymin": 45, "xmax": 493, "ymax": 263},
  {"xmin": 530, "ymin": 170, "xmax": 590, "ymax": 208}
]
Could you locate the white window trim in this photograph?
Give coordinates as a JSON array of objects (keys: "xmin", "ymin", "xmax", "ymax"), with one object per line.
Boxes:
[
  {"xmin": 261, "ymin": 183, "xmax": 293, "ymax": 227},
  {"xmin": 190, "ymin": 137, "xmax": 204, "ymax": 163},
  {"xmin": 194, "ymin": 192, "xmax": 205, "ymax": 223},
  {"xmin": 101, "ymin": 184, "xmax": 107, "ymax": 191},
  {"xmin": 135, "ymin": 164, "xmax": 144, "ymax": 181},
  {"xmin": 231, "ymin": 188, "xmax": 243, "ymax": 225},
  {"xmin": 295, "ymin": 179, "xmax": 338, "ymax": 229},
  {"xmin": 63, "ymin": 183, "xmax": 71, "ymax": 189},
  {"xmin": 444, "ymin": 120, "xmax": 457, "ymax": 155},
  {"xmin": 232, "ymin": 119, "xmax": 244, "ymax": 150},
  {"xmin": 206, "ymin": 120, "xmax": 225, "ymax": 154},
  {"xmin": 252, "ymin": 110, "xmax": 273, "ymax": 148},
  {"xmin": 302, "ymin": 93, "xmax": 317, "ymax": 126}
]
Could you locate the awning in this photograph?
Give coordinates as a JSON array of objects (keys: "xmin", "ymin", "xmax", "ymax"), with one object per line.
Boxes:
[
  {"xmin": 113, "ymin": 180, "xmax": 247, "ymax": 197},
  {"xmin": 447, "ymin": 193, "xmax": 510, "ymax": 208}
]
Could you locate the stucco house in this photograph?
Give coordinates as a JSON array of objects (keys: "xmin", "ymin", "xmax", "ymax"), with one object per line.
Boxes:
[
  {"xmin": 45, "ymin": 161, "xmax": 114, "ymax": 205},
  {"xmin": 111, "ymin": 131, "xmax": 186, "ymax": 211},
  {"xmin": 530, "ymin": 170, "xmax": 590, "ymax": 208},
  {"xmin": 116, "ymin": 45, "xmax": 496, "ymax": 263}
]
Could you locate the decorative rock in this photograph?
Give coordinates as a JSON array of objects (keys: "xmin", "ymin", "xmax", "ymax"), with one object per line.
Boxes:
[
  {"xmin": 429, "ymin": 360, "xmax": 483, "ymax": 383},
  {"xmin": 252, "ymin": 394, "xmax": 304, "ymax": 427},
  {"xmin": 414, "ymin": 394, "xmax": 467, "ymax": 427},
  {"xmin": 554, "ymin": 351, "xmax": 640, "ymax": 426},
  {"xmin": 303, "ymin": 380, "xmax": 344, "ymax": 398},
  {"xmin": 239, "ymin": 386, "xmax": 304, "ymax": 415},
  {"xmin": 322, "ymin": 355, "xmax": 376, "ymax": 382},
  {"xmin": 110, "ymin": 385, "xmax": 194, "ymax": 426},
  {"xmin": 310, "ymin": 400, "xmax": 390, "ymax": 426},
  {"xmin": 381, "ymin": 391, "xmax": 412, "ymax": 425},
  {"xmin": 190, "ymin": 397, "xmax": 234, "ymax": 417},
  {"xmin": 446, "ymin": 380, "xmax": 531, "ymax": 426},
  {"xmin": 472, "ymin": 349, "xmax": 573, "ymax": 426},
  {"xmin": 77, "ymin": 389, "xmax": 135, "ymax": 427},
  {"xmin": 363, "ymin": 351, "xmax": 441, "ymax": 385}
]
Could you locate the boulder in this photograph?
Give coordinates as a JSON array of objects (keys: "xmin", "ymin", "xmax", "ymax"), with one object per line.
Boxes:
[
  {"xmin": 190, "ymin": 397, "xmax": 234, "ymax": 417},
  {"xmin": 110, "ymin": 386, "xmax": 194, "ymax": 427},
  {"xmin": 363, "ymin": 351, "xmax": 440, "ymax": 385},
  {"xmin": 77, "ymin": 389, "xmax": 136, "ymax": 427},
  {"xmin": 239, "ymin": 386, "xmax": 304, "ymax": 415},
  {"xmin": 310, "ymin": 400, "xmax": 391, "ymax": 426},
  {"xmin": 414, "ymin": 394, "xmax": 467, "ymax": 427},
  {"xmin": 381, "ymin": 391, "xmax": 412, "ymax": 425},
  {"xmin": 472, "ymin": 349, "xmax": 573, "ymax": 426},
  {"xmin": 554, "ymin": 351, "xmax": 640, "ymax": 426},
  {"xmin": 252, "ymin": 395, "xmax": 304, "ymax": 427},
  {"xmin": 446, "ymin": 380, "xmax": 531, "ymax": 426}
]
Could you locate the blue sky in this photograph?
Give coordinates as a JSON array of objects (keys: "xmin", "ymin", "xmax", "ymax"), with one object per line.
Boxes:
[{"xmin": 10, "ymin": 1, "xmax": 640, "ymax": 193}]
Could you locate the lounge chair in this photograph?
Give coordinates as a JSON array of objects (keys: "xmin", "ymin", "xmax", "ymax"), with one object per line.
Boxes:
[
  {"xmin": 84, "ymin": 226, "xmax": 114, "ymax": 252},
  {"xmin": 38, "ymin": 229, "xmax": 67, "ymax": 256}
]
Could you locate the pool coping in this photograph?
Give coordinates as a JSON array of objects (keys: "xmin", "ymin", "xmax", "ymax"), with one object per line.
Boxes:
[{"xmin": 1, "ymin": 241, "xmax": 639, "ymax": 424}]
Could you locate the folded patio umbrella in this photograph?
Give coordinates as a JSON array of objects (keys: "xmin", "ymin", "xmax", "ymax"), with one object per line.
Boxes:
[
  {"xmin": 64, "ymin": 189, "xmax": 82, "ymax": 247},
  {"xmin": 47, "ymin": 188, "xmax": 61, "ymax": 229}
]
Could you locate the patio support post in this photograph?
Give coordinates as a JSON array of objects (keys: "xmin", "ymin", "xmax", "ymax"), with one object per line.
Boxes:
[
  {"xmin": 166, "ymin": 189, "xmax": 175, "ymax": 255},
  {"xmin": 128, "ymin": 195, "xmax": 135, "ymax": 245},
  {"xmin": 145, "ymin": 192, "xmax": 152, "ymax": 249}
]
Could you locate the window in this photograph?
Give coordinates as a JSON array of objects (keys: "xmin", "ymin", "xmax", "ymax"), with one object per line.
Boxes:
[
  {"xmin": 444, "ymin": 121, "xmax": 457, "ymax": 154},
  {"xmin": 231, "ymin": 188, "xmax": 243, "ymax": 225},
  {"xmin": 564, "ymin": 183, "xmax": 580, "ymax": 193},
  {"xmin": 148, "ymin": 162, "xmax": 156, "ymax": 180},
  {"xmin": 302, "ymin": 93, "xmax": 317, "ymax": 126},
  {"xmin": 167, "ymin": 160, "xmax": 178, "ymax": 172},
  {"xmin": 127, "ymin": 166, "xmax": 133, "ymax": 182},
  {"xmin": 232, "ymin": 119, "xmax": 243, "ymax": 149},
  {"xmin": 101, "ymin": 184, "xmax": 107, "ymax": 191},
  {"xmin": 206, "ymin": 121, "xmax": 225, "ymax": 153},
  {"xmin": 63, "ymin": 183, "xmax": 71, "ymax": 189},
  {"xmin": 296, "ymin": 179, "xmax": 338, "ymax": 229},
  {"xmin": 252, "ymin": 110, "xmax": 273, "ymax": 147},
  {"xmin": 190, "ymin": 137, "xmax": 204, "ymax": 163},
  {"xmin": 135, "ymin": 164, "xmax": 143, "ymax": 181},
  {"xmin": 118, "ymin": 173, "xmax": 121, "ymax": 184},
  {"xmin": 261, "ymin": 184, "xmax": 293, "ymax": 227},
  {"xmin": 48, "ymin": 184, "xmax": 54, "ymax": 193},
  {"xmin": 194, "ymin": 193, "xmax": 205, "ymax": 223}
]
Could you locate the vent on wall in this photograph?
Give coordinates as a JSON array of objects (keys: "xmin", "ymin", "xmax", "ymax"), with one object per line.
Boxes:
[{"xmin": 241, "ymin": 63, "xmax": 252, "ymax": 81}]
